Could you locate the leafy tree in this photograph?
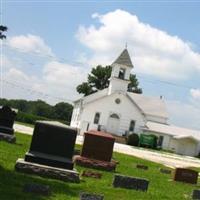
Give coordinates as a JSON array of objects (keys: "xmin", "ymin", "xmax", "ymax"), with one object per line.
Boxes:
[
  {"xmin": 53, "ymin": 102, "xmax": 73, "ymax": 122},
  {"xmin": 88, "ymin": 65, "xmax": 112, "ymax": 90},
  {"xmin": 128, "ymin": 74, "xmax": 142, "ymax": 94},
  {"xmin": 76, "ymin": 65, "xmax": 142, "ymax": 96},
  {"xmin": 76, "ymin": 82, "xmax": 95, "ymax": 96},
  {"xmin": 0, "ymin": 25, "xmax": 8, "ymax": 39},
  {"xmin": 0, "ymin": 98, "xmax": 73, "ymax": 124}
]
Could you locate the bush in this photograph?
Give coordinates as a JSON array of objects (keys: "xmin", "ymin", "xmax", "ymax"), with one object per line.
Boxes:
[
  {"xmin": 16, "ymin": 111, "xmax": 48, "ymax": 125},
  {"xmin": 126, "ymin": 133, "xmax": 139, "ymax": 146}
]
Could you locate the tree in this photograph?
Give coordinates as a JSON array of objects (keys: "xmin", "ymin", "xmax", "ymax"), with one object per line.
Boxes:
[
  {"xmin": 76, "ymin": 82, "xmax": 95, "ymax": 96},
  {"xmin": 0, "ymin": 25, "xmax": 8, "ymax": 39},
  {"xmin": 53, "ymin": 102, "xmax": 73, "ymax": 122},
  {"xmin": 88, "ymin": 65, "xmax": 112, "ymax": 90},
  {"xmin": 128, "ymin": 74, "xmax": 142, "ymax": 94},
  {"xmin": 76, "ymin": 65, "xmax": 142, "ymax": 96}
]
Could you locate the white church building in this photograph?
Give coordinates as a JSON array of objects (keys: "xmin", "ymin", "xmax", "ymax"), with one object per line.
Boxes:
[{"xmin": 70, "ymin": 48, "xmax": 200, "ymax": 157}]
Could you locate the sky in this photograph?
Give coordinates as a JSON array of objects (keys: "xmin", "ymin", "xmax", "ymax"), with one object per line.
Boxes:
[{"xmin": 1, "ymin": 1, "xmax": 200, "ymax": 130}]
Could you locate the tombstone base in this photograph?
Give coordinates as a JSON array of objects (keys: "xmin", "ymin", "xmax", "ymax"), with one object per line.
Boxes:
[
  {"xmin": 15, "ymin": 159, "xmax": 80, "ymax": 183},
  {"xmin": 0, "ymin": 132, "xmax": 16, "ymax": 143},
  {"xmin": 0, "ymin": 126, "xmax": 14, "ymax": 135},
  {"xmin": 25, "ymin": 151, "xmax": 74, "ymax": 170},
  {"xmin": 75, "ymin": 156, "xmax": 116, "ymax": 171}
]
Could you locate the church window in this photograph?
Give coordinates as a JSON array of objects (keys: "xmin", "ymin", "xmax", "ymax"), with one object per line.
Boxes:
[
  {"xmin": 110, "ymin": 113, "xmax": 120, "ymax": 119},
  {"xmin": 129, "ymin": 120, "xmax": 135, "ymax": 132},
  {"xmin": 157, "ymin": 135, "xmax": 164, "ymax": 147},
  {"xmin": 119, "ymin": 68, "xmax": 126, "ymax": 79},
  {"xmin": 94, "ymin": 112, "xmax": 100, "ymax": 124},
  {"xmin": 115, "ymin": 98, "xmax": 121, "ymax": 104}
]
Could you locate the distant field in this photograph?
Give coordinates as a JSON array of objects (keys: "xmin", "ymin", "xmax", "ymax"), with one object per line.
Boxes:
[{"xmin": 0, "ymin": 132, "xmax": 199, "ymax": 200}]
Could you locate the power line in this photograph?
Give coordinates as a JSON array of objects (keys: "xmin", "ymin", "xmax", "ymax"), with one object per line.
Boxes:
[
  {"xmin": 3, "ymin": 42, "xmax": 199, "ymax": 90},
  {"xmin": 2, "ymin": 79, "xmax": 74, "ymax": 103}
]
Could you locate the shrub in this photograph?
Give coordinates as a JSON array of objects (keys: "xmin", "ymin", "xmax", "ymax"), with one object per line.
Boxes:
[
  {"xmin": 16, "ymin": 111, "xmax": 48, "ymax": 125},
  {"xmin": 126, "ymin": 133, "xmax": 139, "ymax": 146}
]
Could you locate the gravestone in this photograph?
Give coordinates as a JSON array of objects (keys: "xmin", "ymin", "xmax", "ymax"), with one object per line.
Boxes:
[
  {"xmin": 15, "ymin": 121, "xmax": 80, "ymax": 183},
  {"xmin": 160, "ymin": 168, "xmax": 171, "ymax": 174},
  {"xmin": 82, "ymin": 170, "xmax": 102, "ymax": 179},
  {"xmin": 75, "ymin": 130, "xmax": 116, "ymax": 171},
  {"xmin": 136, "ymin": 164, "xmax": 148, "ymax": 170},
  {"xmin": 113, "ymin": 174, "xmax": 149, "ymax": 191},
  {"xmin": 192, "ymin": 189, "xmax": 200, "ymax": 199},
  {"xmin": 23, "ymin": 183, "xmax": 50, "ymax": 196},
  {"xmin": 173, "ymin": 168, "xmax": 198, "ymax": 184},
  {"xmin": 80, "ymin": 192, "xmax": 104, "ymax": 200},
  {"xmin": 0, "ymin": 106, "xmax": 17, "ymax": 143}
]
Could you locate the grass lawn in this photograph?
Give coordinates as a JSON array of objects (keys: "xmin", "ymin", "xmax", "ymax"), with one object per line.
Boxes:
[{"xmin": 0, "ymin": 132, "xmax": 199, "ymax": 200}]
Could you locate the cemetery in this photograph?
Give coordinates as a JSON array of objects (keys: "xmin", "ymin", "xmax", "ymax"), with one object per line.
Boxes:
[{"xmin": 1, "ymin": 116, "xmax": 200, "ymax": 199}]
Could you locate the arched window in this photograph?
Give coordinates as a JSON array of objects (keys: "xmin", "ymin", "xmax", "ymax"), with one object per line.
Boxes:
[
  {"xmin": 110, "ymin": 113, "xmax": 120, "ymax": 119},
  {"xmin": 129, "ymin": 120, "xmax": 135, "ymax": 132},
  {"xmin": 118, "ymin": 68, "xmax": 126, "ymax": 79},
  {"xmin": 94, "ymin": 112, "xmax": 100, "ymax": 124}
]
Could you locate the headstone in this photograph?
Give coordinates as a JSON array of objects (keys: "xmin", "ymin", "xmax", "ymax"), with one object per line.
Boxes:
[
  {"xmin": 23, "ymin": 183, "xmax": 50, "ymax": 196},
  {"xmin": 136, "ymin": 164, "xmax": 148, "ymax": 170},
  {"xmin": 173, "ymin": 168, "xmax": 198, "ymax": 184},
  {"xmin": 15, "ymin": 121, "xmax": 80, "ymax": 183},
  {"xmin": 113, "ymin": 174, "xmax": 149, "ymax": 191},
  {"xmin": 80, "ymin": 192, "xmax": 104, "ymax": 200},
  {"xmin": 192, "ymin": 189, "xmax": 200, "ymax": 200},
  {"xmin": 160, "ymin": 168, "xmax": 171, "ymax": 174},
  {"xmin": 81, "ymin": 131, "xmax": 114, "ymax": 161},
  {"xmin": 0, "ymin": 106, "xmax": 17, "ymax": 143},
  {"xmin": 75, "ymin": 130, "xmax": 116, "ymax": 171},
  {"xmin": 82, "ymin": 170, "xmax": 102, "ymax": 179},
  {"xmin": 0, "ymin": 106, "xmax": 16, "ymax": 130}
]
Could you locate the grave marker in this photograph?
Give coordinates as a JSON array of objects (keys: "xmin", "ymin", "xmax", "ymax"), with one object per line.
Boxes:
[
  {"xmin": 113, "ymin": 174, "xmax": 149, "ymax": 191},
  {"xmin": 15, "ymin": 121, "xmax": 80, "ymax": 183},
  {"xmin": 173, "ymin": 168, "xmax": 198, "ymax": 184},
  {"xmin": 75, "ymin": 130, "xmax": 116, "ymax": 171},
  {"xmin": 0, "ymin": 106, "xmax": 17, "ymax": 143}
]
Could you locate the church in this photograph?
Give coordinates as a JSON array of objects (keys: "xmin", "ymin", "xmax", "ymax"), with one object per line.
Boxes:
[{"xmin": 70, "ymin": 48, "xmax": 200, "ymax": 157}]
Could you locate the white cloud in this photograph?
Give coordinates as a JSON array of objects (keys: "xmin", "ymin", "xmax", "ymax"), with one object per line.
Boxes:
[
  {"xmin": 2, "ymin": 58, "xmax": 87, "ymax": 104},
  {"xmin": 77, "ymin": 9, "xmax": 200, "ymax": 80},
  {"xmin": 167, "ymin": 100, "xmax": 200, "ymax": 131},
  {"xmin": 190, "ymin": 88, "xmax": 200, "ymax": 100},
  {"xmin": 8, "ymin": 34, "xmax": 54, "ymax": 56},
  {"xmin": 42, "ymin": 61, "xmax": 87, "ymax": 100}
]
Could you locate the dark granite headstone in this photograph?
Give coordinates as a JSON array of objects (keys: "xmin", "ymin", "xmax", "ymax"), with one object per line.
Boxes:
[
  {"xmin": 192, "ymin": 189, "xmax": 200, "ymax": 199},
  {"xmin": 136, "ymin": 164, "xmax": 148, "ymax": 170},
  {"xmin": 173, "ymin": 168, "xmax": 198, "ymax": 184},
  {"xmin": 25, "ymin": 121, "xmax": 77, "ymax": 170},
  {"xmin": 80, "ymin": 192, "xmax": 104, "ymax": 200},
  {"xmin": 23, "ymin": 183, "xmax": 50, "ymax": 196},
  {"xmin": 0, "ymin": 106, "xmax": 16, "ymax": 135},
  {"xmin": 81, "ymin": 131, "xmax": 115, "ymax": 162},
  {"xmin": 113, "ymin": 174, "xmax": 149, "ymax": 191}
]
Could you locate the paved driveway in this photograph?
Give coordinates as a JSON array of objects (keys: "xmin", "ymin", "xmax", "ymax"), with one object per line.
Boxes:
[{"xmin": 14, "ymin": 123, "xmax": 200, "ymax": 169}]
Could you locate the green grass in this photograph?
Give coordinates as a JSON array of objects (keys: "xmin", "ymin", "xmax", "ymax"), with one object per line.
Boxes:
[{"xmin": 0, "ymin": 132, "xmax": 199, "ymax": 200}]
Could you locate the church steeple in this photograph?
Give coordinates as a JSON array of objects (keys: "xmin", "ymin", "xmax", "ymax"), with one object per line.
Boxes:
[
  {"xmin": 112, "ymin": 48, "xmax": 133, "ymax": 68},
  {"xmin": 108, "ymin": 48, "xmax": 133, "ymax": 94}
]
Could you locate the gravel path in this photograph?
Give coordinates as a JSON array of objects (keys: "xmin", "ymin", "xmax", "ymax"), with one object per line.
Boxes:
[{"xmin": 14, "ymin": 123, "xmax": 200, "ymax": 168}]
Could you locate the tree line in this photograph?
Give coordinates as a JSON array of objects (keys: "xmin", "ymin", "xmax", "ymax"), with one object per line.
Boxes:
[{"xmin": 0, "ymin": 99, "xmax": 73, "ymax": 124}]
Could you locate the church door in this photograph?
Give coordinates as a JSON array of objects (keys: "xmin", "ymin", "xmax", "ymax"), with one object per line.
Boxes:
[{"xmin": 107, "ymin": 113, "xmax": 120, "ymax": 135}]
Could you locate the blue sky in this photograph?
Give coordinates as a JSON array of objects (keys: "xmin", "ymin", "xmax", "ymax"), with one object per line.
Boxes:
[{"xmin": 1, "ymin": 1, "xmax": 200, "ymax": 130}]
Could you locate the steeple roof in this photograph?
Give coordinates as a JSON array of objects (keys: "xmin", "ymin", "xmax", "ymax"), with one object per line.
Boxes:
[{"xmin": 112, "ymin": 48, "xmax": 133, "ymax": 68}]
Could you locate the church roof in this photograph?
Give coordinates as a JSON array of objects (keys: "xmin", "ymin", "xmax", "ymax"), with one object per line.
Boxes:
[
  {"xmin": 112, "ymin": 49, "xmax": 133, "ymax": 68},
  {"xmin": 144, "ymin": 121, "xmax": 200, "ymax": 141},
  {"xmin": 127, "ymin": 92, "xmax": 168, "ymax": 119}
]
